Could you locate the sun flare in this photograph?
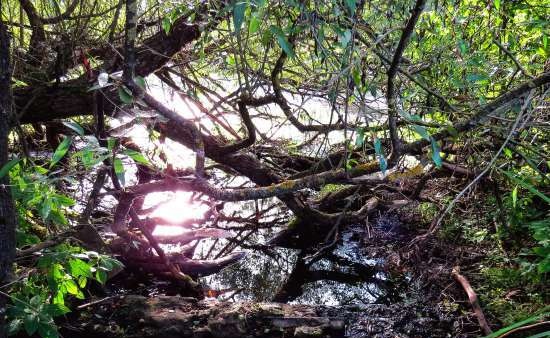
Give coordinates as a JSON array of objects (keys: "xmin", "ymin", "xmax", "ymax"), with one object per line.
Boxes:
[{"xmin": 144, "ymin": 191, "xmax": 209, "ymax": 237}]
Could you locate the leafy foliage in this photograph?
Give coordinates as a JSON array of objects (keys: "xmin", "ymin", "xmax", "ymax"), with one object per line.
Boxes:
[{"xmin": 7, "ymin": 246, "xmax": 123, "ymax": 338}]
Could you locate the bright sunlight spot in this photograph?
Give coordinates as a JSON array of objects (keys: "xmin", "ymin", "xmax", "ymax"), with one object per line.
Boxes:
[{"xmin": 144, "ymin": 191, "xmax": 209, "ymax": 237}]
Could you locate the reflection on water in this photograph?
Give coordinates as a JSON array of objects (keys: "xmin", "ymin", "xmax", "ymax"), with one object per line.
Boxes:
[
  {"xmin": 197, "ymin": 218, "xmax": 402, "ymax": 306},
  {"xmin": 202, "ymin": 249, "xmax": 297, "ymax": 302},
  {"xmin": 98, "ymin": 74, "xmax": 397, "ymax": 306}
]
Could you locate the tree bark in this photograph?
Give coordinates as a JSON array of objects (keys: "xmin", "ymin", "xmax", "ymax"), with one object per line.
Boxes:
[{"xmin": 0, "ymin": 21, "xmax": 17, "ymax": 338}]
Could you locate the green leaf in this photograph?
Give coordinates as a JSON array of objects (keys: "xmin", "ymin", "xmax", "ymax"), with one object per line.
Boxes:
[
  {"xmin": 64, "ymin": 279, "xmax": 79, "ymax": 295},
  {"xmin": 233, "ymin": 1, "xmax": 246, "ymax": 34},
  {"xmin": 162, "ymin": 17, "xmax": 171, "ymax": 34},
  {"xmin": 502, "ymin": 171, "xmax": 550, "ymax": 204},
  {"xmin": 373, "ymin": 138, "xmax": 387, "ymax": 174},
  {"xmin": 107, "ymin": 138, "xmax": 116, "ymax": 151},
  {"xmin": 50, "ymin": 136, "xmax": 72, "ymax": 168},
  {"xmin": 352, "ymin": 67, "xmax": 362, "ymax": 89},
  {"xmin": 249, "ymin": 14, "xmax": 260, "ymax": 34},
  {"xmin": 374, "ymin": 138, "xmax": 382, "ymax": 155},
  {"xmin": 355, "ymin": 128, "xmax": 365, "ymax": 147},
  {"xmin": 68, "ymin": 258, "xmax": 92, "ymax": 278},
  {"xmin": 53, "ymin": 194, "xmax": 75, "ymax": 207},
  {"xmin": 24, "ymin": 314, "xmax": 39, "ymax": 336},
  {"xmin": 113, "ymin": 158, "xmax": 125, "ymax": 186},
  {"xmin": 29, "ymin": 295, "xmax": 42, "ymax": 307},
  {"xmin": 345, "ymin": 0, "xmax": 356, "ymax": 13},
  {"xmin": 378, "ymin": 155, "xmax": 387, "ymax": 174},
  {"xmin": 458, "ymin": 39, "xmax": 468, "ymax": 55},
  {"xmin": 527, "ymin": 331, "xmax": 550, "ymax": 338},
  {"xmin": 103, "ymin": 257, "xmax": 124, "ymax": 270},
  {"xmin": 95, "ymin": 270, "xmax": 108, "ymax": 284},
  {"xmin": 466, "ymin": 73, "xmax": 489, "ymax": 84},
  {"xmin": 430, "ymin": 137, "xmax": 442, "ymax": 168},
  {"xmin": 78, "ymin": 275, "xmax": 87, "ymax": 288},
  {"xmin": 494, "ymin": 0, "xmax": 500, "ymax": 10},
  {"xmin": 339, "ymin": 29, "xmax": 352, "ymax": 48},
  {"xmin": 0, "ymin": 157, "xmax": 21, "ymax": 178},
  {"xmin": 483, "ymin": 307, "xmax": 550, "ymax": 338},
  {"xmin": 118, "ymin": 87, "xmax": 133, "ymax": 104},
  {"xmin": 45, "ymin": 303, "xmax": 71, "ymax": 317},
  {"xmin": 40, "ymin": 198, "xmax": 52, "ymax": 220},
  {"xmin": 134, "ymin": 76, "xmax": 146, "ymax": 90},
  {"xmin": 123, "ymin": 149, "xmax": 149, "ymax": 165},
  {"xmin": 446, "ymin": 125, "xmax": 458, "ymax": 138},
  {"xmin": 512, "ymin": 186, "xmax": 517, "ymax": 208},
  {"xmin": 62, "ymin": 121, "xmax": 84, "ymax": 136},
  {"xmin": 537, "ymin": 256, "xmax": 550, "ymax": 274},
  {"xmin": 503, "ymin": 148, "xmax": 512, "ymax": 158},
  {"xmin": 53, "ymin": 291, "xmax": 64, "ymax": 305},
  {"xmin": 269, "ymin": 25, "xmax": 295, "ymax": 58},
  {"xmin": 7, "ymin": 318, "xmax": 23, "ymax": 336},
  {"xmin": 76, "ymin": 290, "xmax": 85, "ymax": 300},
  {"xmin": 412, "ymin": 124, "xmax": 430, "ymax": 141},
  {"xmin": 38, "ymin": 323, "xmax": 59, "ymax": 338}
]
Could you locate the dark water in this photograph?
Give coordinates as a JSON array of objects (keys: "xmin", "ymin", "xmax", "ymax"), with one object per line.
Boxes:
[
  {"xmin": 105, "ymin": 194, "xmax": 409, "ymax": 307},
  {"xmin": 199, "ymin": 214, "xmax": 408, "ymax": 306}
]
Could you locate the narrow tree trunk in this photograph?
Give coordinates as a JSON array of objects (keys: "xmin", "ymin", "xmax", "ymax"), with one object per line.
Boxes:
[{"xmin": 0, "ymin": 20, "xmax": 17, "ymax": 338}]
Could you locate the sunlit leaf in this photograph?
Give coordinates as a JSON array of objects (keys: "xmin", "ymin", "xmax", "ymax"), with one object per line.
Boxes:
[
  {"xmin": 249, "ymin": 14, "xmax": 260, "ymax": 34},
  {"xmin": 412, "ymin": 124, "xmax": 430, "ymax": 141},
  {"xmin": 45, "ymin": 303, "xmax": 71, "ymax": 317},
  {"xmin": 123, "ymin": 149, "xmax": 149, "ymax": 165},
  {"xmin": 64, "ymin": 279, "xmax": 78, "ymax": 295},
  {"xmin": 512, "ymin": 186, "xmax": 517, "ymax": 208},
  {"xmin": 107, "ymin": 138, "xmax": 116, "ymax": 151},
  {"xmin": 50, "ymin": 137, "xmax": 72, "ymax": 168},
  {"xmin": 162, "ymin": 17, "xmax": 171, "ymax": 34},
  {"xmin": 62, "ymin": 121, "xmax": 84, "ymax": 136},
  {"xmin": 69, "ymin": 258, "xmax": 92, "ymax": 278},
  {"xmin": 430, "ymin": 137, "xmax": 442, "ymax": 168},
  {"xmin": 502, "ymin": 170, "xmax": 550, "ymax": 204},
  {"xmin": 113, "ymin": 158, "xmax": 125, "ymax": 186}
]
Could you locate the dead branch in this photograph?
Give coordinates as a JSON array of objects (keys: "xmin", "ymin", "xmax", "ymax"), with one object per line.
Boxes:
[{"xmin": 451, "ymin": 267, "xmax": 492, "ymax": 336}]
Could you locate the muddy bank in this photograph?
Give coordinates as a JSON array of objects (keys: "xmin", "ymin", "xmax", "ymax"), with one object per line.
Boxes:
[{"xmin": 62, "ymin": 295, "xmax": 459, "ymax": 338}]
